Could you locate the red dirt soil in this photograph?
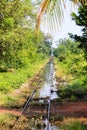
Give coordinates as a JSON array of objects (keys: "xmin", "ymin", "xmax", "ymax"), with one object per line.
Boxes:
[
  {"xmin": 0, "ymin": 107, "xmax": 21, "ymax": 116},
  {"xmin": 51, "ymin": 101, "xmax": 87, "ymax": 117},
  {"xmin": 24, "ymin": 101, "xmax": 87, "ymax": 117},
  {"xmin": 0, "ymin": 101, "xmax": 87, "ymax": 117}
]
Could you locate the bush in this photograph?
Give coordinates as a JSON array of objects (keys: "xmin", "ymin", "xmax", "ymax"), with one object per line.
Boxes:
[{"xmin": 61, "ymin": 121, "xmax": 87, "ymax": 130}]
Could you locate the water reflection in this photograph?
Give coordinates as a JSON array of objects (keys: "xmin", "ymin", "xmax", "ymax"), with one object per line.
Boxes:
[
  {"xmin": 39, "ymin": 61, "xmax": 59, "ymax": 130},
  {"xmin": 30, "ymin": 61, "xmax": 59, "ymax": 130},
  {"xmin": 40, "ymin": 61, "xmax": 58, "ymax": 100}
]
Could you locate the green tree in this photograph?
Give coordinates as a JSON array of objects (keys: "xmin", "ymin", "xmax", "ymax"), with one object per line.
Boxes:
[
  {"xmin": 0, "ymin": 0, "xmax": 50, "ymax": 71},
  {"xmin": 54, "ymin": 39, "xmax": 81, "ymax": 61},
  {"xmin": 37, "ymin": 0, "xmax": 87, "ymax": 29},
  {"xmin": 53, "ymin": 38, "xmax": 85, "ymax": 75},
  {"xmin": 69, "ymin": 5, "xmax": 87, "ymax": 58}
]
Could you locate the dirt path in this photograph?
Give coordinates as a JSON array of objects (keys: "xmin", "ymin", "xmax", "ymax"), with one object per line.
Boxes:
[
  {"xmin": 0, "ymin": 101, "xmax": 87, "ymax": 117},
  {"xmin": 24, "ymin": 101, "xmax": 87, "ymax": 117},
  {"xmin": 51, "ymin": 101, "xmax": 87, "ymax": 117},
  {"xmin": 0, "ymin": 107, "xmax": 21, "ymax": 116}
]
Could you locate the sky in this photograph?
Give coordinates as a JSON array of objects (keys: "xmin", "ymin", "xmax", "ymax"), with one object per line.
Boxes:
[{"xmin": 40, "ymin": 1, "xmax": 82, "ymax": 47}]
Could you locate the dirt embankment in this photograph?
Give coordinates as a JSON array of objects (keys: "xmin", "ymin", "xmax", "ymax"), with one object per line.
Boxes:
[
  {"xmin": 51, "ymin": 101, "xmax": 87, "ymax": 117},
  {"xmin": 0, "ymin": 107, "xmax": 21, "ymax": 116},
  {"xmin": 0, "ymin": 101, "xmax": 87, "ymax": 118},
  {"xmin": 23, "ymin": 101, "xmax": 87, "ymax": 117}
]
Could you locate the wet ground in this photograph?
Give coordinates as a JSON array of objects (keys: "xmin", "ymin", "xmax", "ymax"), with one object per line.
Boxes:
[
  {"xmin": 0, "ymin": 60, "xmax": 87, "ymax": 130},
  {"xmin": 0, "ymin": 101, "xmax": 87, "ymax": 117},
  {"xmin": 39, "ymin": 61, "xmax": 58, "ymax": 100}
]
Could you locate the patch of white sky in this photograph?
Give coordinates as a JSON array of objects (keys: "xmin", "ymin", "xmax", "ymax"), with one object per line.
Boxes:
[{"xmin": 40, "ymin": 1, "xmax": 82, "ymax": 47}]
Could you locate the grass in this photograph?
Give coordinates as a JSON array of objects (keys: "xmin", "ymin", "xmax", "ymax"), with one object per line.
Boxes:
[
  {"xmin": 0, "ymin": 113, "xmax": 32, "ymax": 130},
  {"xmin": 0, "ymin": 59, "xmax": 48, "ymax": 92},
  {"xmin": 0, "ymin": 113, "xmax": 45, "ymax": 130},
  {"xmin": 55, "ymin": 58, "xmax": 87, "ymax": 100},
  {"xmin": 61, "ymin": 121, "xmax": 87, "ymax": 130},
  {"xmin": 0, "ymin": 58, "xmax": 48, "ymax": 107},
  {"xmin": 55, "ymin": 59, "xmax": 73, "ymax": 81},
  {"xmin": 0, "ymin": 93, "xmax": 15, "ymax": 106}
]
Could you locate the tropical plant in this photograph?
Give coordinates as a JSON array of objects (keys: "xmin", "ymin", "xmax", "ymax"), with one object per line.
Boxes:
[
  {"xmin": 69, "ymin": 5, "xmax": 87, "ymax": 58},
  {"xmin": 37, "ymin": 0, "xmax": 87, "ymax": 35}
]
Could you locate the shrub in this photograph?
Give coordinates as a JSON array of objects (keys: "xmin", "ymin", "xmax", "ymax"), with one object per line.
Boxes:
[{"xmin": 61, "ymin": 121, "xmax": 87, "ymax": 130}]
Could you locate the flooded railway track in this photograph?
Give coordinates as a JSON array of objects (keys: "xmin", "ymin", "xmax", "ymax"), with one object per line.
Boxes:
[
  {"xmin": 3, "ymin": 59, "xmax": 87, "ymax": 130},
  {"xmin": 23, "ymin": 101, "xmax": 87, "ymax": 117},
  {"xmin": 11, "ymin": 60, "xmax": 59, "ymax": 130},
  {"xmin": 23, "ymin": 60, "xmax": 58, "ymax": 129}
]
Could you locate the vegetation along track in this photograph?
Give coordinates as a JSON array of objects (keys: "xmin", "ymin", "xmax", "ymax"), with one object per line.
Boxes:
[{"xmin": 0, "ymin": 60, "xmax": 87, "ymax": 129}]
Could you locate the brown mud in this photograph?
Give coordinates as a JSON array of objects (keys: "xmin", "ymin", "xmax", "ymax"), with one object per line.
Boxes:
[{"xmin": 0, "ymin": 101, "xmax": 87, "ymax": 118}]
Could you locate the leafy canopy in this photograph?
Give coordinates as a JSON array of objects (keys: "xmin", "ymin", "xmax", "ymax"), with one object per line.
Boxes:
[
  {"xmin": 0, "ymin": 0, "xmax": 50, "ymax": 71},
  {"xmin": 69, "ymin": 5, "xmax": 87, "ymax": 58}
]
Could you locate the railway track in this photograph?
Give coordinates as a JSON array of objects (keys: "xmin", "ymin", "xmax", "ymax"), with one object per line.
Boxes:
[
  {"xmin": 12, "ymin": 60, "xmax": 56, "ymax": 130},
  {"xmin": 11, "ymin": 79, "xmax": 43, "ymax": 129}
]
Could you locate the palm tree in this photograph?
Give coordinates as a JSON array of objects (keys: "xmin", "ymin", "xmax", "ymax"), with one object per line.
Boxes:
[{"xmin": 36, "ymin": 0, "xmax": 87, "ymax": 35}]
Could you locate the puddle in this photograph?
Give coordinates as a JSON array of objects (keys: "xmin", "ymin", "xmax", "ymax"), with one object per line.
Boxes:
[
  {"xmin": 25, "ymin": 60, "xmax": 59, "ymax": 130},
  {"xmin": 40, "ymin": 61, "xmax": 58, "ymax": 100},
  {"xmin": 38, "ymin": 61, "xmax": 59, "ymax": 130}
]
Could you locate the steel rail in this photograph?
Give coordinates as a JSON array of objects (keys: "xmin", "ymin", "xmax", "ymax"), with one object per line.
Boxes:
[
  {"xmin": 47, "ymin": 60, "xmax": 54, "ymax": 130},
  {"xmin": 11, "ymin": 79, "xmax": 42, "ymax": 129}
]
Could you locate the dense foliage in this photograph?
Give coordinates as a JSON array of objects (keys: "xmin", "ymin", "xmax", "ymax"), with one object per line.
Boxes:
[
  {"xmin": 69, "ymin": 5, "xmax": 87, "ymax": 58},
  {"xmin": 54, "ymin": 39, "xmax": 87, "ymax": 99},
  {"xmin": 0, "ymin": 0, "xmax": 50, "ymax": 71},
  {"xmin": 0, "ymin": 0, "xmax": 50, "ymax": 93}
]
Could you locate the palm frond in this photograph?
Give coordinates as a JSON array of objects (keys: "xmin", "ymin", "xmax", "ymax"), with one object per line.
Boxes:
[
  {"xmin": 72, "ymin": 0, "xmax": 87, "ymax": 4},
  {"xmin": 36, "ymin": 0, "xmax": 50, "ymax": 29},
  {"xmin": 37, "ymin": 0, "xmax": 87, "ymax": 36},
  {"xmin": 37, "ymin": 0, "xmax": 63, "ymax": 34}
]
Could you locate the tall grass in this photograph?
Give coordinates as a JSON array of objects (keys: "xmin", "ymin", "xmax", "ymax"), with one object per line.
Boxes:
[
  {"xmin": 0, "ymin": 58, "xmax": 48, "ymax": 107},
  {"xmin": 61, "ymin": 121, "xmax": 87, "ymax": 130}
]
